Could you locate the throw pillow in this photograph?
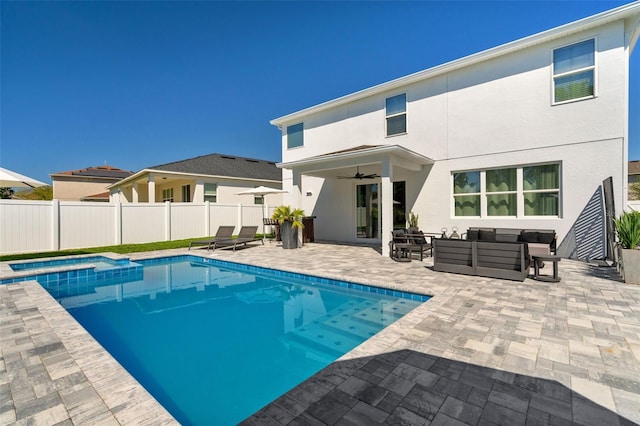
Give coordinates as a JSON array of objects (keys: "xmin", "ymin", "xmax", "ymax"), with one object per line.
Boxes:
[{"xmin": 478, "ymin": 229, "xmax": 496, "ymax": 241}]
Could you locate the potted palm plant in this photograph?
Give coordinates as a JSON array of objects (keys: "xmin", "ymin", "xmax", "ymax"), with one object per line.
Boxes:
[
  {"xmin": 614, "ymin": 211, "xmax": 640, "ymax": 284},
  {"xmin": 272, "ymin": 205, "xmax": 305, "ymax": 249}
]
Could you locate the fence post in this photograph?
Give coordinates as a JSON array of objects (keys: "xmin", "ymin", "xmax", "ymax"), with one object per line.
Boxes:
[
  {"xmin": 115, "ymin": 202, "xmax": 122, "ymax": 245},
  {"xmin": 165, "ymin": 201, "xmax": 172, "ymax": 241},
  {"xmin": 52, "ymin": 199, "xmax": 60, "ymax": 251},
  {"xmin": 204, "ymin": 201, "xmax": 210, "ymax": 236},
  {"xmin": 237, "ymin": 203, "xmax": 243, "ymax": 229}
]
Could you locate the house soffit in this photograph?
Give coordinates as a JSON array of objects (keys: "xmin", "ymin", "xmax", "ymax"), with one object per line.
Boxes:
[
  {"xmin": 107, "ymin": 169, "xmax": 281, "ymax": 189},
  {"xmin": 277, "ymin": 145, "xmax": 434, "ymax": 177}
]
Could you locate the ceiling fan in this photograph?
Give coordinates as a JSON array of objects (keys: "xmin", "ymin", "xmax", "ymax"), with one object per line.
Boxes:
[{"xmin": 337, "ymin": 166, "xmax": 380, "ymax": 180}]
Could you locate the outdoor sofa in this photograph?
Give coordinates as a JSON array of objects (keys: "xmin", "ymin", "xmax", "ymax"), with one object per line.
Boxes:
[
  {"xmin": 463, "ymin": 227, "xmax": 556, "ymax": 258},
  {"xmin": 433, "ymin": 238, "xmax": 531, "ymax": 281}
]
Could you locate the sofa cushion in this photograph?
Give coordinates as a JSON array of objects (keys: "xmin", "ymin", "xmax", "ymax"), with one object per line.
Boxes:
[
  {"xmin": 538, "ymin": 232, "xmax": 555, "ymax": 244},
  {"xmin": 478, "ymin": 229, "xmax": 496, "ymax": 241},
  {"xmin": 466, "ymin": 230, "xmax": 479, "ymax": 241},
  {"xmin": 496, "ymin": 234, "xmax": 519, "ymax": 243},
  {"xmin": 519, "ymin": 231, "xmax": 539, "ymax": 243}
]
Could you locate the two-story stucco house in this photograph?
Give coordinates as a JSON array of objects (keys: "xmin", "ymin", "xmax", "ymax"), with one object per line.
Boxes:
[{"xmin": 271, "ymin": 3, "xmax": 640, "ymax": 258}]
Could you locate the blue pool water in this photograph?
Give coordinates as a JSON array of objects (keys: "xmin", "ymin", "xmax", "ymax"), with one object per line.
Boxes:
[{"xmin": 10, "ymin": 255, "xmax": 429, "ymax": 425}]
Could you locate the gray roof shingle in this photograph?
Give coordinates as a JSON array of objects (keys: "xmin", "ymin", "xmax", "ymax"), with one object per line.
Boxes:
[{"xmin": 149, "ymin": 153, "xmax": 281, "ymax": 181}]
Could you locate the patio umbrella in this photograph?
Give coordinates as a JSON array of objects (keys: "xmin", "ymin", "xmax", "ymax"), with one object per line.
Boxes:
[
  {"xmin": 0, "ymin": 167, "xmax": 48, "ymax": 188},
  {"xmin": 236, "ymin": 186, "xmax": 288, "ymax": 240}
]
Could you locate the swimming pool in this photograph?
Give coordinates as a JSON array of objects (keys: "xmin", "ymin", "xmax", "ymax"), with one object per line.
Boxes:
[{"xmin": 8, "ymin": 255, "xmax": 429, "ymax": 425}]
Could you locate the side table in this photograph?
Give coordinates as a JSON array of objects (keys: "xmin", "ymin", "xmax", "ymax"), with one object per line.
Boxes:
[{"xmin": 532, "ymin": 255, "xmax": 561, "ymax": 282}]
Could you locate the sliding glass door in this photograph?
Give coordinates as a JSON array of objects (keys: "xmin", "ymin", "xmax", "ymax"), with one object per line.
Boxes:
[{"xmin": 356, "ymin": 183, "xmax": 379, "ymax": 239}]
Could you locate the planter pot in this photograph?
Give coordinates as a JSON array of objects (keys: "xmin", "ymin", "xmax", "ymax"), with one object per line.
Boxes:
[
  {"xmin": 280, "ymin": 221, "xmax": 299, "ymax": 249},
  {"xmin": 620, "ymin": 248, "xmax": 640, "ymax": 284}
]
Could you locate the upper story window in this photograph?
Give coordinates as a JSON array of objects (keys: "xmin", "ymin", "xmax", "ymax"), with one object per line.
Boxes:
[
  {"xmin": 204, "ymin": 183, "xmax": 217, "ymax": 203},
  {"xmin": 287, "ymin": 123, "xmax": 304, "ymax": 149},
  {"xmin": 385, "ymin": 93, "xmax": 406, "ymax": 136},
  {"xmin": 553, "ymin": 39, "xmax": 595, "ymax": 104}
]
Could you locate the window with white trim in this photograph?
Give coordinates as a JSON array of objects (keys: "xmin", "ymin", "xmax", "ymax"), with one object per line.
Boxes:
[
  {"xmin": 553, "ymin": 39, "xmax": 595, "ymax": 103},
  {"xmin": 453, "ymin": 163, "xmax": 560, "ymax": 217},
  {"xmin": 287, "ymin": 123, "xmax": 304, "ymax": 149},
  {"xmin": 453, "ymin": 171, "xmax": 481, "ymax": 216},
  {"xmin": 523, "ymin": 164, "xmax": 560, "ymax": 216},
  {"xmin": 254, "ymin": 195, "xmax": 264, "ymax": 205},
  {"xmin": 204, "ymin": 183, "xmax": 217, "ymax": 203},
  {"xmin": 162, "ymin": 188, "xmax": 174, "ymax": 202},
  {"xmin": 486, "ymin": 168, "xmax": 517, "ymax": 216},
  {"xmin": 182, "ymin": 185, "xmax": 191, "ymax": 202},
  {"xmin": 385, "ymin": 93, "xmax": 406, "ymax": 136}
]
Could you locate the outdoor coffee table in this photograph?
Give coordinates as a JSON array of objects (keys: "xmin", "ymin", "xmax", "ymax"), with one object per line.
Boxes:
[{"xmin": 532, "ymin": 254, "xmax": 561, "ymax": 282}]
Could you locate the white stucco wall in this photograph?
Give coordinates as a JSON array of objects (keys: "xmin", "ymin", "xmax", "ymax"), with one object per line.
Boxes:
[{"xmin": 277, "ymin": 19, "xmax": 631, "ymax": 252}]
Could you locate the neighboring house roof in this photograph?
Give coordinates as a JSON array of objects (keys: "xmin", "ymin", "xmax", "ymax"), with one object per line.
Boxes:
[
  {"xmin": 630, "ymin": 160, "xmax": 640, "ymax": 175},
  {"xmin": 80, "ymin": 191, "xmax": 110, "ymax": 202},
  {"xmin": 110, "ymin": 153, "xmax": 281, "ymax": 188},
  {"xmin": 50, "ymin": 165, "xmax": 134, "ymax": 180},
  {"xmin": 270, "ymin": 2, "xmax": 640, "ymax": 126}
]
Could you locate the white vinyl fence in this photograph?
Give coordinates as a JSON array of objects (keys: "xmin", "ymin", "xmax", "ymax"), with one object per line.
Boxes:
[
  {"xmin": 628, "ymin": 201, "xmax": 640, "ymax": 212},
  {"xmin": 0, "ymin": 200, "xmax": 274, "ymax": 255}
]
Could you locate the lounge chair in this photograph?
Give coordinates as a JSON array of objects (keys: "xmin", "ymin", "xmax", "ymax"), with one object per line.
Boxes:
[
  {"xmin": 188, "ymin": 226, "xmax": 235, "ymax": 251},
  {"xmin": 213, "ymin": 226, "xmax": 263, "ymax": 251},
  {"xmin": 389, "ymin": 228, "xmax": 433, "ymax": 261}
]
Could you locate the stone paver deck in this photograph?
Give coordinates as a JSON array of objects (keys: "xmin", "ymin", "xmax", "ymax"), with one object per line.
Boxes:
[{"xmin": 2, "ymin": 242, "xmax": 640, "ymax": 425}]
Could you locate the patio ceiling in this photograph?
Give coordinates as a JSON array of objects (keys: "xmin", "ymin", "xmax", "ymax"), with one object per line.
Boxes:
[{"xmin": 276, "ymin": 145, "xmax": 434, "ymax": 178}]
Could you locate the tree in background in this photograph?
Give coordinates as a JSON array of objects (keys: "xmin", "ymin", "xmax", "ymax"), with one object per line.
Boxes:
[
  {"xmin": 12, "ymin": 186, "xmax": 53, "ymax": 200},
  {"xmin": 631, "ymin": 182, "xmax": 640, "ymax": 201},
  {"xmin": 0, "ymin": 188, "xmax": 14, "ymax": 199}
]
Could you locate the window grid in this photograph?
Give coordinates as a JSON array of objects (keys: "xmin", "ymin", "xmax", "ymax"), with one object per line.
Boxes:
[
  {"xmin": 552, "ymin": 39, "xmax": 596, "ymax": 104},
  {"xmin": 204, "ymin": 183, "xmax": 217, "ymax": 203},
  {"xmin": 162, "ymin": 188, "xmax": 174, "ymax": 202},
  {"xmin": 453, "ymin": 164, "xmax": 560, "ymax": 218},
  {"xmin": 385, "ymin": 94, "xmax": 407, "ymax": 137}
]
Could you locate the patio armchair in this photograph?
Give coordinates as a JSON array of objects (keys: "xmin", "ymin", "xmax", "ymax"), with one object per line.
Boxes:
[
  {"xmin": 389, "ymin": 228, "xmax": 433, "ymax": 261},
  {"xmin": 189, "ymin": 226, "xmax": 236, "ymax": 251},
  {"xmin": 213, "ymin": 226, "xmax": 263, "ymax": 251}
]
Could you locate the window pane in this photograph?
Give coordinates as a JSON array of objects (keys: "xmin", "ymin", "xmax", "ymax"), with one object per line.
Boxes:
[
  {"xmin": 454, "ymin": 195, "xmax": 480, "ymax": 216},
  {"xmin": 453, "ymin": 172, "xmax": 480, "ymax": 194},
  {"xmin": 486, "ymin": 168, "xmax": 516, "ymax": 192},
  {"xmin": 554, "ymin": 39, "xmax": 594, "ymax": 75},
  {"xmin": 204, "ymin": 183, "xmax": 217, "ymax": 203},
  {"xmin": 554, "ymin": 70, "xmax": 594, "ymax": 102},
  {"xmin": 524, "ymin": 192, "xmax": 559, "ymax": 216},
  {"xmin": 386, "ymin": 115, "xmax": 406, "ymax": 135},
  {"xmin": 287, "ymin": 123, "xmax": 304, "ymax": 148},
  {"xmin": 523, "ymin": 165, "xmax": 559, "ymax": 191},
  {"xmin": 254, "ymin": 195, "xmax": 264, "ymax": 205},
  {"xmin": 386, "ymin": 94, "xmax": 406, "ymax": 115},
  {"xmin": 487, "ymin": 194, "xmax": 517, "ymax": 216}
]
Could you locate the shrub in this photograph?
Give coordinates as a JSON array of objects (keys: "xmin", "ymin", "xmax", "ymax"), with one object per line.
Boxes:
[{"xmin": 614, "ymin": 211, "xmax": 640, "ymax": 249}]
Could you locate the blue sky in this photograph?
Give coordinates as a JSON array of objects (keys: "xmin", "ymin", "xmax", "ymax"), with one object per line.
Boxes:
[{"xmin": 1, "ymin": 1, "xmax": 638, "ymax": 184}]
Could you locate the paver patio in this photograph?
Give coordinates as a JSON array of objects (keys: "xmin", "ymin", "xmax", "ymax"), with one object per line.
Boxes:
[{"xmin": 1, "ymin": 242, "xmax": 640, "ymax": 425}]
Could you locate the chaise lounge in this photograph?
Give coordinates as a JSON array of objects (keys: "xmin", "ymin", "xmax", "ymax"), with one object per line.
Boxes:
[
  {"xmin": 213, "ymin": 226, "xmax": 263, "ymax": 251},
  {"xmin": 189, "ymin": 226, "xmax": 236, "ymax": 251}
]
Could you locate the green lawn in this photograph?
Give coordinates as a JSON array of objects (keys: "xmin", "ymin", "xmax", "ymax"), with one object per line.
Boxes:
[{"xmin": 0, "ymin": 235, "xmax": 267, "ymax": 262}]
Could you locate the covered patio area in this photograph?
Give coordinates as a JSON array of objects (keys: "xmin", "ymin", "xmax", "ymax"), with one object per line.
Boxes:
[{"xmin": 277, "ymin": 145, "xmax": 434, "ymax": 257}]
